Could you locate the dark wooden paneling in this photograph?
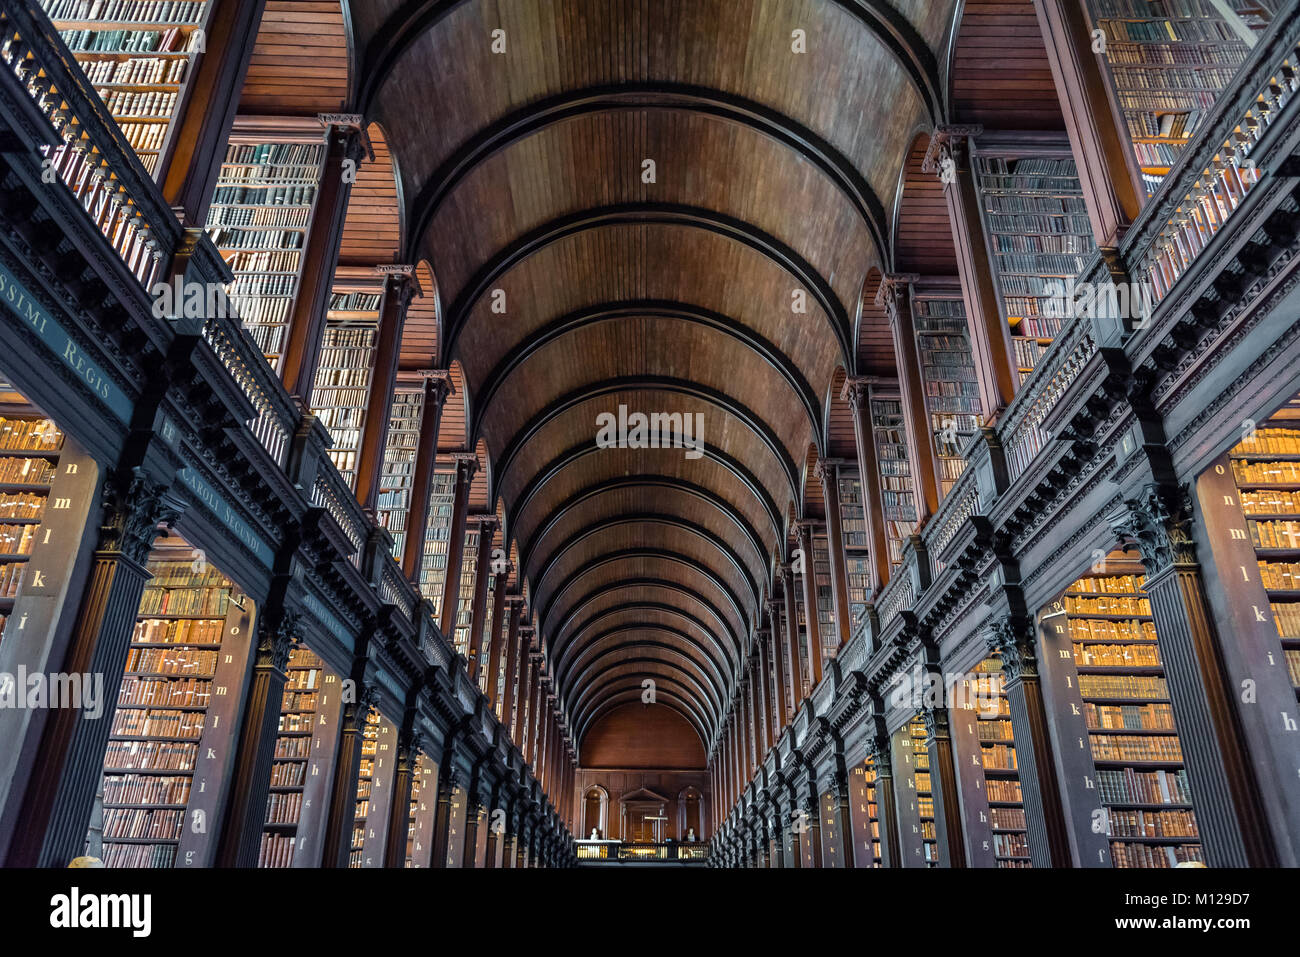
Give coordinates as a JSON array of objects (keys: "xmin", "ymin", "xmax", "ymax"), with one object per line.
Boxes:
[{"xmin": 583, "ymin": 703, "xmax": 706, "ymax": 769}]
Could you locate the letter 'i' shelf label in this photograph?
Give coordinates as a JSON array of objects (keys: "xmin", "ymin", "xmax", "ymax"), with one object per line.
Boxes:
[{"xmin": 0, "ymin": 260, "xmax": 132, "ymax": 424}]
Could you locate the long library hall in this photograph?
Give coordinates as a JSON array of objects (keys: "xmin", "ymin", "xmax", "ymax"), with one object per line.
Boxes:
[{"xmin": 0, "ymin": 0, "xmax": 1297, "ymax": 880}]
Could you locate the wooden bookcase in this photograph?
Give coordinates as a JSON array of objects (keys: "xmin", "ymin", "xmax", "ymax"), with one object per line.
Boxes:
[
  {"xmin": 350, "ymin": 708, "xmax": 397, "ymax": 868},
  {"xmin": 40, "ymin": 0, "xmax": 211, "ymax": 177},
  {"xmin": 205, "ymin": 121, "xmax": 327, "ymax": 372},
  {"xmin": 1039, "ymin": 560, "xmax": 1204, "ymax": 867},
  {"xmin": 451, "ymin": 522, "xmax": 481, "ymax": 658},
  {"xmin": 310, "ymin": 272, "xmax": 384, "ymax": 491},
  {"xmin": 417, "ymin": 467, "xmax": 456, "ymax": 614},
  {"xmin": 376, "ymin": 384, "xmax": 424, "ymax": 561},
  {"xmin": 1086, "ymin": 0, "xmax": 1270, "ymax": 196},
  {"xmin": 405, "ymin": 751, "xmax": 438, "ymax": 868},
  {"xmin": 972, "ymin": 136, "xmax": 1096, "ymax": 385},
  {"xmin": 812, "ymin": 529, "xmax": 837, "ymax": 667},
  {"xmin": 950, "ymin": 659, "xmax": 1032, "ymax": 867},
  {"xmin": 911, "ymin": 281, "xmax": 983, "ymax": 498},
  {"xmin": 835, "ymin": 464, "xmax": 873, "ymax": 630},
  {"xmin": 96, "ymin": 540, "xmax": 254, "ymax": 867},
  {"xmin": 892, "ymin": 715, "xmax": 938, "ymax": 867},
  {"xmin": 868, "ymin": 386, "xmax": 917, "ymax": 572},
  {"xmin": 0, "ymin": 407, "xmax": 64, "ymax": 642},
  {"xmin": 848, "ymin": 757, "xmax": 882, "ymax": 867}
]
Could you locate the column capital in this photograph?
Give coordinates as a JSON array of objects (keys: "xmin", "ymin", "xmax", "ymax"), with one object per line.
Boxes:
[
  {"xmin": 1109, "ymin": 483, "xmax": 1197, "ymax": 573},
  {"xmin": 256, "ymin": 610, "xmax": 299, "ymax": 673},
  {"xmin": 98, "ymin": 467, "xmax": 181, "ymax": 564},
  {"xmin": 985, "ymin": 614, "xmax": 1038, "ymax": 682},
  {"xmin": 451, "ymin": 451, "xmax": 481, "ymax": 481},
  {"xmin": 920, "ymin": 124, "xmax": 984, "ymax": 179},
  {"xmin": 873, "ymin": 272, "xmax": 920, "ymax": 310}
]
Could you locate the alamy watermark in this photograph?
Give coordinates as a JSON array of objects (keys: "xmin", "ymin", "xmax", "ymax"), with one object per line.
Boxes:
[
  {"xmin": 1042, "ymin": 276, "xmax": 1154, "ymax": 328},
  {"xmin": 595, "ymin": 405, "xmax": 705, "ymax": 459},
  {"xmin": 0, "ymin": 668, "xmax": 104, "ymax": 718}
]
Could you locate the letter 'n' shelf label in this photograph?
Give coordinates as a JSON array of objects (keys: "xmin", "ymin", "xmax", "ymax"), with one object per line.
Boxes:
[{"xmin": 0, "ymin": 261, "xmax": 132, "ymax": 424}]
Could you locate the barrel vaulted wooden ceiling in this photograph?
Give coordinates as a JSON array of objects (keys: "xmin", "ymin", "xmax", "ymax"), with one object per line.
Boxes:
[{"xmin": 270, "ymin": 0, "xmax": 1036, "ymax": 760}]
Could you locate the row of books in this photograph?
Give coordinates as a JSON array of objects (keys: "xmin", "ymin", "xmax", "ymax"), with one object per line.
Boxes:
[
  {"xmin": 1097, "ymin": 767, "xmax": 1193, "ymax": 806},
  {"xmin": 274, "ymin": 735, "xmax": 311, "ymax": 760},
  {"xmin": 0, "ymin": 417, "xmax": 62, "ymax": 451},
  {"xmin": 1248, "ymin": 519, "xmax": 1300, "ymax": 549},
  {"xmin": 1094, "ymin": 17, "xmax": 1244, "ymax": 43},
  {"xmin": 1102, "ymin": 42, "xmax": 1245, "ymax": 67},
  {"xmin": 1078, "ymin": 673, "xmax": 1169, "ymax": 700},
  {"xmin": 982, "ymin": 744, "xmax": 1018, "ymax": 771},
  {"xmin": 1075, "ymin": 641, "xmax": 1161, "ymax": 668},
  {"xmin": 110, "ymin": 707, "xmax": 205, "ymax": 739},
  {"xmin": 0, "ymin": 524, "xmax": 37, "ymax": 556},
  {"xmin": 265, "ymin": 791, "xmax": 303, "ymax": 825},
  {"xmin": 137, "ymin": 585, "xmax": 230, "ymax": 616},
  {"xmin": 1065, "ymin": 593, "xmax": 1152, "ymax": 615},
  {"xmin": 96, "ymin": 89, "xmax": 175, "ymax": 118},
  {"xmin": 1110, "ymin": 842, "xmax": 1204, "ymax": 868},
  {"xmin": 258, "ymin": 833, "xmax": 296, "ymax": 868},
  {"xmin": 270, "ymin": 761, "xmax": 307, "ymax": 788},
  {"xmin": 206, "ymin": 227, "xmax": 305, "ymax": 250},
  {"xmin": 124, "ymin": 646, "xmax": 217, "ymax": 674},
  {"xmin": 1112, "ymin": 65, "xmax": 1238, "ymax": 91},
  {"xmin": 208, "ymin": 205, "xmax": 312, "ymax": 229},
  {"xmin": 0, "ymin": 456, "xmax": 55, "ymax": 485},
  {"xmin": 210, "ymin": 185, "xmax": 319, "ymax": 207},
  {"xmin": 103, "ymin": 807, "xmax": 182, "ymax": 840},
  {"xmin": 1108, "ymin": 808, "xmax": 1198, "ymax": 838},
  {"xmin": 59, "ymin": 26, "xmax": 196, "ymax": 53},
  {"xmin": 1013, "ymin": 338, "xmax": 1048, "ymax": 370},
  {"xmin": 102, "ymin": 843, "xmax": 176, "ymax": 867},
  {"xmin": 83, "ymin": 55, "xmax": 186, "ymax": 85},
  {"xmin": 0, "ymin": 562, "xmax": 24, "ymax": 598},
  {"xmin": 1240, "ymin": 489, "xmax": 1300, "ymax": 513},
  {"xmin": 0, "ymin": 491, "xmax": 48, "ymax": 519},
  {"xmin": 1069, "ymin": 617, "xmax": 1158, "ymax": 642},
  {"xmin": 1090, "ymin": 734, "xmax": 1184, "ymax": 762},
  {"xmin": 117, "ymin": 676, "xmax": 210, "ymax": 708},
  {"xmin": 1234, "ymin": 427, "xmax": 1300, "ymax": 454},
  {"xmin": 103, "ymin": 739, "xmax": 197, "ymax": 771},
  {"xmin": 1258, "ymin": 561, "xmax": 1300, "ymax": 590},
  {"xmin": 1271, "ymin": 602, "xmax": 1300, "ymax": 638},
  {"xmin": 102, "ymin": 773, "xmax": 191, "ymax": 807},
  {"xmin": 1232, "ymin": 458, "xmax": 1300, "ymax": 485},
  {"xmin": 1086, "ymin": 701, "xmax": 1176, "ymax": 731},
  {"xmin": 42, "ymin": 0, "xmax": 206, "ymax": 23}
]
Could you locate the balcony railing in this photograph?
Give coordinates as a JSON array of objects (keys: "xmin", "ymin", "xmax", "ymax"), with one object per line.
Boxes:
[
  {"xmin": 574, "ymin": 841, "xmax": 709, "ymax": 862},
  {"xmin": 0, "ymin": 0, "xmax": 173, "ymax": 288}
]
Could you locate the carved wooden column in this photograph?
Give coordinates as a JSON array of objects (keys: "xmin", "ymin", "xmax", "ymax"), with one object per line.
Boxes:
[
  {"xmin": 280, "ymin": 117, "xmax": 368, "ymax": 399},
  {"xmin": 8, "ymin": 469, "xmax": 179, "ymax": 867},
  {"xmin": 483, "ymin": 785, "xmax": 502, "ymax": 868},
  {"xmin": 401, "ymin": 372, "xmax": 451, "ymax": 579},
  {"xmin": 755, "ymin": 628, "xmax": 774, "ymax": 750},
  {"xmin": 780, "ymin": 564, "xmax": 806, "ymax": 708},
  {"xmin": 461, "ymin": 778, "xmax": 485, "ymax": 868},
  {"xmin": 356, "ymin": 267, "xmax": 417, "ymax": 512},
  {"xmin": 922, "ymin": 704, "xmax": 967, "ymax": 868},
  {"xmin": 383, "ymin": 728, "xmax": 419, "ymax": 868},
  {"xmin": 465, "ymin": 517, "xmax": 498, "ymax": 681},
  {"xmin": 796, "ymin": 522, "xmax": 825, "ymax": 689},
  {"xmin": 1111, "ymin": 484, "xmax": 1276, "ymax": 866},
  {"xmin": 986, "ymin": 615, "xmax": 1073, "ymax": 867},
  {"xmin": 922, "ymin": 126, "xmax": 1018, "ymax": 417},
  {"xmin": 484, "ymin": 567, "xmax": 512, "ymax": 708},
  {"xmin": 877, "ymin": 274, "xmax": 940, "ymax": 523},
  {"xmin": 158, "ymin": 0, "xmax": 267, "ymax": 225},
  {"xmin": 821, "ymin": 769, "xmax": 856, "ymax": 869},
  {"xmin": 800, "ymin": 788, "xmax": 823, "ymax": 868},
  {"xmin": 868, "ymin": 716, "xmax": 901, "ymax": 867},
  {"xmin": 816, "ymin": 460, "xmax": 853, "ymax": 649},
  {"xmin": 497, "ymin": 597, "xmax": 523, "ymax": 726},
  {"xmin": 431, "ymin": 758, "xmax": 461, "ymax": 869},
  {"xmin": 765, "ymin": 604, "xmax": 788, "ymax": 730},
  {"xmin": 437, "ymin": 453, "xmax": 478, "ymax": 635},
  {"xmin": 1031, "ymin": 0, "xmax": 1144, "ymax": 247},
  {"xmin": 514, "ymin": 628, "xmax": 535, "ymax": 748},
  {"xmin": 843, "ymin": 377, "xmax": 891, "ymax": 592},
  {"xmin": 748, "ymin": 657, "xmax": 764, "ymax": 763},
  {"xmin": 214, "ymin": 610, "xmax": 299, "ymax": 866},
  {"xmin": 321, "ymin": 686, "xmax": 375, "ymax": 868}
]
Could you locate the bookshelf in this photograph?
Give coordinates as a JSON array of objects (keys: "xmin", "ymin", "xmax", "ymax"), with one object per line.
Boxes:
[
  {"xmin": 972, "ymin": 143, "xmax": 1096, "ymax": 383},
  {"xmin": 958, "ymin": 658, "xmax": 1031, "ymax": 867},
  {"xmin": 405, "ymin": 751, "xmax": 437, "ymax": 867},
  {"xmin": 791, "ymin": 567, "xmax": 812, "ymax": 700},
  {"xmin": 40, "ymin": 0, "xmax": 211, "ymax": 177},
  {"xmin": 451, "ymin": 523, "xmax": 481, "ymax": 658},
  {"xmin": 417, "ymin": 468, "xmax": 456, "ymax": 615},
  {"xmin": 849, "ymin": 758, "xmax": 882, "ymax": 867},
  {"xmin": 205, "ymin": 130, "xmax": 326, "ymax": 372},
  {"xmin": 1226, "ymin": 414, "xmax": 1300, "ymax": 694},
  {"xmin": 376, "ymin": 386, "xmax": 424, "ymax": 561},
  {"xmin": 309, "ymin": 278, "xmax": 384, "ymax": 490},
  {"xmin": 812, "ymin": 529, "xmax": 837, "ymax": 667},
  {"xmin": 912, "ymin": 283, "xmax": 983, "ymax": 498},
  {"xmin": 349, "ymin": 708, "xmax": 397, "ymax": 867},
  {"xmin": 0, "ymin": 405, "xmax": 63, "ymax": 645},
  {"xmin": 258, "ymin": 647, "xmax": 334, "ymax": 868},
  {"xmin": 1086, "ymin": 0, "xmax": 1271, "ymax": 196},
  {"xmin": 836, "ymin": 464, "xmax": 874, "ymax": 629},
  {"xmin": 1056, "ymin": 563, "xmax": 1204, "ymax": 867},
  {"xmin": 869, "ymin": 387, "xmax": 917, "ymax": 572},
  {"xmin": 892, "ymin": 715, "xmax": 939, "ymax": 867},
  {"xmin": 97, "ymin": 541, "xmax": 253, "ymax": 868},
  {"xmin": 478, "ymin": 564, "xmax": 496, "ymax": 696}
]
